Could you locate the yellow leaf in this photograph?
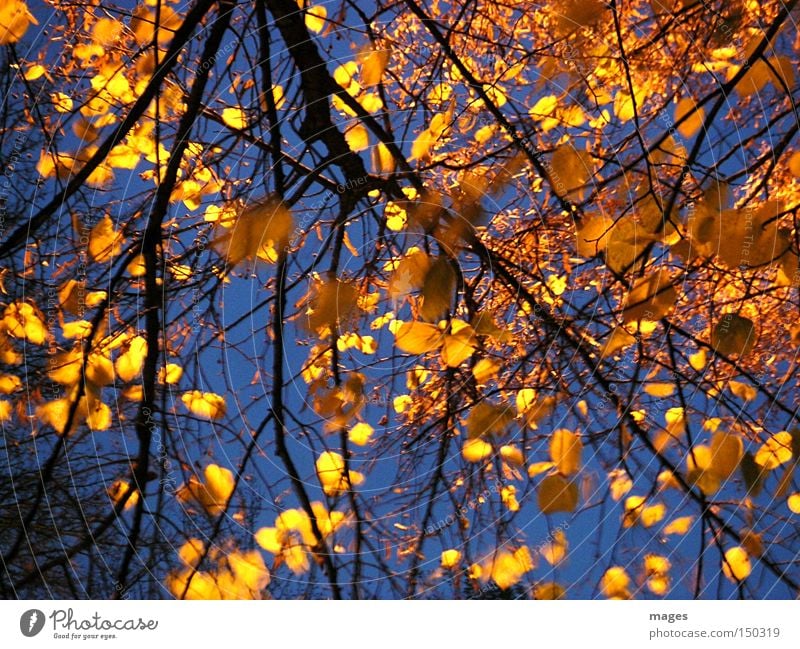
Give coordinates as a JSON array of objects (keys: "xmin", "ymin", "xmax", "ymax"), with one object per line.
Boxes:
[
  {"xmin": 674, "ymin": 97, "xmax": 704, "ymax": 138},
  {"xmin": 372, "ymin": 142, "xmax": 395, "ymax": 174},
  {"xmin": 88, "ymin": 215, "xmax": 124, "ymax": 263},
  {"xmin": 159, "ymin": 363, "xmax": 183, "ymax": 384},
  {"xmin": 36, "ymin": 398, "xmax": 74, "ymax": 434},
  {"xmin": 644, "ymin": 382, "xmax": 675, "ymax": 397},
  {"xmin": 549, "ymin": 428, "xmax": 583, "ymax": 476},
  {"xmin": 754, "ymin": 431, "xmax": 793, "ymax": 470},
  {"xmin": 344, "ymin": 123, "xmax": 369, "ymax": 152},
  {"xmin": 23, "ymin": 63, "xmax": 46, "ymax": 81},
  {"xmin": 348, "ymin": 422, "xmax": 374, "ymax": 446},
  {"xmin": 529, "ymin": 94, "xmax": 558, "ymax": 126},
  {"xmin": 441, "ymin": 321, "xmax": 477, "ymax": 368},
  {"xmin": 86, "ymin": 352, "xmax": 115, "ymax": 386},
  {"xmin": 221, "ymin": 107, "xmax": 247, "ymax": 130},
  {"xmin": 420, "ymin": 256, "xmax": 455, "ymax": 321},
  {"xmin": 410, "ymin": 128, "xmax": 435, "ymax": 161},
  {"xmin": 393, "ymin": 394, "xmax": 412, "ymax": 413},
  {"xmin": 2, "ymin": 301, "xmax": 47, "ymax": 344},
  {"xmin": 663, "ymin": 516, "xmax": 694, "ymax": 535},
  {"xmin": 710, "ymin": 431, "xmax": 743, "ymax": 479},
  {"xmin": 0, "ymin": 399, "xmax": 11, "ymax": 422},
  {"xmin": 181, "ymin": 391, "xmax": 227, "ymax": 420},
  {"xmin": 490, "ymin": 550, "xmax": 532, "ymax": 590},
  {"xmin": 600, "ymin": 567, "xmax": 631, "ymax": 599},
  {"xmin": 0, "ymin": 373, "xmax": 21, "ymax": 394},
  {"xmin": 516, "ymin": 390, "xmax": 557, "ymax": 428},
  {"xmin": 622, "ymin": 270, "xmax": 676, "ymax": 323},
  {"xmin": 178, "ymin": 464, "xmax": 235, "ymax": 516},
  {"xmin": 538, "ymin": 474, "xmax": 578, "ymax": 514},
  {"xmin": 92, "ymin": 17, "xmax": 123, "ymax": 46},
  {"xmin": 600, "ymin": 326, "xmax": 635, "ymax": 359},
  {"xmin": 623, "ymin": 495, "xmax": 666, "ymax": 528},
  {"xmin": 83, "ymin": 398, "xmax": 109, "ymax": 431},
  {"xmin": 501, "ymin": 485, "xmax": 520, "ymax": 512},
  {"xmin": 686, "ymin": 445, "xmax": 721, "ymax": 495},
  {"xmin": 316, "ymin": 451, "xmax": 363, "ymax": 496},
  {"xmin": 516, "ymin": 388, "xmax": 536, "ymax": 414},
  {"xmin": 51, "ymin": 92, "xmax": 73, "ymax": 113},
  {"xmin": 228, "ymin": 550, "xmax": 270, "ymax": 594},
  {"xmin": 461, "ymin": 438, "xmax": 493, "ymax": 463},
  {"xmin": 130, "ymin": 4, "xmax": 181, "ymax": 46},
  {"xmin": 500, "ymin": 445, "xmax": 524, "ymax": 467},
  {"xmin": 360, "ymin": 48, "xmax": 390, "ymax": 87},
  {"xmin": 108, "ymin": 479, "xmax": 139, "ymax": 511},
  {"xmin": 115, "ymin": 335, "xmax": 147, "ymax": 382},
  {"xmin": 303, "ymin": 277, "xmax": 359, "ymax": 336},
  {"xmin": 107, "ymin": 144, "xmax": 140, "ymax": 169},
  {"xmin": 575, "ymin": 213, "xmax": 613, "ymax": 257},
  {"xmin": 533, "ymin": 582, "xmax": 565, "ymax": 599},
  {"xmin": 608, "ymin": 469, "xmax": 632, "ymax": 501},
  {"xmin": 0, "ymin": 0, "xmax": 39, "ymax": 45},
  {"xmin": 472, "ymin": 358, "xmax": 500, "ymax": 383},
  {"xmin": 722, "ymin": 546, "xmax": 751, "ymax": 582},
  {"xmin": 540, "ymin": 529, "xmax": 568, "ymax": 566},
  {"xmin": 394, "ymin": 321, "xmax": 443, "ymax": 354},
  {"xmin": 333, "ymin": 61, "xmax": 360, "ymax": 95},
  {"xmin": 47, "ymin": 347, "xmax": 83, "ymax": 385},
  {"xmin": 789, "ymin": 152, "xmax": 800, "ymax": 178},
  {"xmin": 727, "ymin": 380, "xmax": 757, "ymax": 404},
  {"xmin": 644, "ymin": 554, "xmax": 671, "ymax": 595},
  {"xmin": 216, "ymin": 196, "xmax": 294, "ymax": 266},
  {"xmin": 466, "ymin": 402, "xmax": 513, "ymax": 439},
  {"xmin": 441, "ymin": 549, "xmax": 462, "ymax": 569},
  {"xmin": 689, "ymin": 348, "xmax": 707, "ymax": 371},
  {"xmin": 304, "ymin": 4, "xmax": 326, "ymax": 33},
  {"xmin": 550, "ymin": 144, "xmax": 593, "ymax": 200}
]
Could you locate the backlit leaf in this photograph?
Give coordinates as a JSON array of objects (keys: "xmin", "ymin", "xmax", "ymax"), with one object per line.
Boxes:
[
  {"xmin": 538, "ymin": 474, "xmax": 578, "ymax": 514},
  {"xmin": 88, "ymin": 215, "xmax": 124, "ymax": 263},
  {"xmin": 754, "ymin": 431, "xmax": 793, "ymax": 470},
  {"xmin": 600, "ymin": 567, "xmax": 631, "ymax": 599},
  {"xmin": 549, "ymin": 428, "xmax": 583, "ymax": 476},
  {"xmin": 394, "ymin": 321, "xmax": 442, "ymax": 354},
  {"xmin": 722, "ymin": 546, "xmax": 751, "ymax": 582},
  {"xmin": 181, "ymin": 391, "xmax": 227, "ymax": 420},
  {"xmin": 710, "ymin": 431, "xmax": 743, "ymax": 479}
]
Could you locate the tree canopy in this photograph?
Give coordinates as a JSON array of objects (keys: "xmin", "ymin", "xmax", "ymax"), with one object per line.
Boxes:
[{"xmin": 1, "ymin": 0, "xmax": 800, "ymax": 599}]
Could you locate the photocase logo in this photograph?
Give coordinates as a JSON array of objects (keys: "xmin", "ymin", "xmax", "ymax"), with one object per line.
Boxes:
[{"xmin": 20, "ymin": 609, "xmax": 45, "ymax": 637}]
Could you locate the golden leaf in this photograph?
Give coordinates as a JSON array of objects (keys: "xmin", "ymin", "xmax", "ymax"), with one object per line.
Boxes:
[
  {"xmin": 550, "ymin": 429, "xmax": 583, "ymax": 476},
  {"xmin": 2, "ymin": 301, "xmax": 47, "ymax": 344},
  {"xmin": 674, "ymin": 97, "xmax": 704, "ymax": 138},
  {"xmin": 538, "ymin": 474, "xmax": 578, "ymax": 514},
  {"xmin": 663, "ymin": 516, "xmax": 694, "ymax": 535},
  {"xmin": 600, "ymin": 567, "xmax": 631, "ymax": 599},
  {"xmin": 710, "ymin": 431, "xmax": 743, "ymax": 479},
  {"xmin": 88, "ymin": 215, "xmax": 124, "ymax": 263},
  {"xmin": 722, "ymin": 546, "xmax": 751, "ymax": 582},
  {"xmin": 441, "ymin": 549, "xmax": 462, "ymax": 569},
  {"xmin": 622, "ymin": 270, "xmax": 677, "ymax": 323},
  {"xmin": 181, "ymin": 391, "xmax": 227, "ymax": 420},
  {"xmin": 420, "ymin": 256, "xmax": 455, "ymax": 322},
  {"xmin": 115, "ymin": 335, "xmax": 147, "ymax": 382},
  {"xmin": 754, "ymin": 431, "xmax": 793, "ymax": 470},
  {"xmin": 461, "ymin": 438, "xmax": 493, "ymax": 463},
  {"xmin": 394, "ymin": 321, "xmax": 443, "ymax": 354}
]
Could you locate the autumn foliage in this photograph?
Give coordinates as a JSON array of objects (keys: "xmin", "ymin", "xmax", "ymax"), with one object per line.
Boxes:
[{"xmin": 1, "ymin": 0, "xmax": 800, "ymax": 599}]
